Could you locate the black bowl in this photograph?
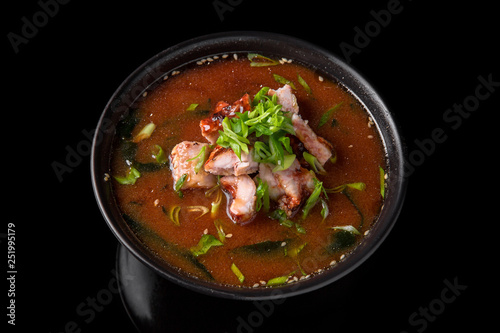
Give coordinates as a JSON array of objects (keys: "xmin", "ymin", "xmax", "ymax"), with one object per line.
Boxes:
[{"xmin": 91, "ymin": 31, "xmax": 407, "ymax": 300}]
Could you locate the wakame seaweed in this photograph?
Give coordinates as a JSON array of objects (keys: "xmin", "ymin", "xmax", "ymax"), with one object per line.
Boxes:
[
  {"xmin": 117, "ymin": 108, "xmax": 140, "ymax": 140},
  {"xmin": 122, "ymin": 214, "xmax": 214, "ymax": 280},
  {"xmin": 326, "ymin": 230, "xmax": 357, "ymax": 253},
  {"xmin": 232, "ymin": 239, "xmax": 291, "ymax": 257}
]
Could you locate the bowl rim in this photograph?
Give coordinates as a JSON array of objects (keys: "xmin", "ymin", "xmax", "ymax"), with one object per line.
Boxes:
[{"xmin": 91, "ymin": 30, "xmax": 407, "ymax": 300}]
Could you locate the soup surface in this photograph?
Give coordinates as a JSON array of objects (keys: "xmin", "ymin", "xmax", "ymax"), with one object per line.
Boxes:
[{"xmin": 110, "ymin": 54, "xmax": 386, "ymax": 288}]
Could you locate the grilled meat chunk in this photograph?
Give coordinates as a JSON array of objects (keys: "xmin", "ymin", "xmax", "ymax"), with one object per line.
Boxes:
[
  {"xmin": 220, "ymin": 174, "xmax": 257, "ymax": 224},
  {"xmin": 169, "ymin": 141, "xmax": 217, "ymax": 190}
]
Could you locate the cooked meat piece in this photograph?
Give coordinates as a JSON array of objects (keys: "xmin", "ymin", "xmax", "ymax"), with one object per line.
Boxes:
[
  {"xmin": 220, "ymin": 174, "xmax": 257, "ymax": 225},
  {"xmin": 270, "ymin": 85, "xmax": 333, "ymax": 165},
  {"xmin": 204, "ymin": 146, "xmax": 258, "ymax": 176},
  {"xmin": 200, "ymin": 94, "xmax": 252, "ymax": 144},
  {"xmin": 268, "ymin": 84, "xmax": 299, "ymax": 114},
  {"xmin": 258, "ymin": 160, "xmax": 315, "ymax": 217},
  {"xmin": 169, "ymin": 141, "xmax": 217, "ymax": 190},
  {"xmin": 257, "ymin": 163, "xmax": 285, "ymax": 200},
  {"xmin": 292, "ymin": 114, "xmax": 333, "ymax": 165}
]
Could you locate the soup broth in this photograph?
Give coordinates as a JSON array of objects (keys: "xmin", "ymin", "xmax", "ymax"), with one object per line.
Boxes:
[{"xmin": 110, "ymin": 54, "xmax": 386, "ymax": 287}]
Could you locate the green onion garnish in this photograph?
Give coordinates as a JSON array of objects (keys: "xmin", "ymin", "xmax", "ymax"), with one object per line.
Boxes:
[
  {"xmin": 273, "ymin": 74, "xmax": 296, "ymax": 89},
  {"xmin": 318, "ymin": 103, "xmax": 343, "ymax": 128},
  {"xmin": 231, "ymin": 263, "xmax": 245, "ymax": 283},
  {"xmin": 297, "ymin": 74, "xmax": 311, "ymax": 94},
  {"xmin": 247, "ymin": 53, "xmax": 279, "ymax": 67},
  {"xmin": 113, "ymin": 166, "xmax": 141, "ymax": 185}
]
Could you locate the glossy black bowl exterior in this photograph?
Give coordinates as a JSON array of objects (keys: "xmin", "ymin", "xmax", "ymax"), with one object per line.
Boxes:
[{"xmin": 91, "ymin": 31, "xmax": 407, "ymax": 300}]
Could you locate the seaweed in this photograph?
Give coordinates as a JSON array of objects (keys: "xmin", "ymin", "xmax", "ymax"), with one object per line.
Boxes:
[
  {"xmin": 122, "ymin": 214, "xmax": 214, "ymax": 280},
  {"xmin": 232, "ymin": 239, "xmax": 291, "ymax": 257},
  {"xmin": 326, "ymin": 230, "xmax": 357, "ymax": 254}
]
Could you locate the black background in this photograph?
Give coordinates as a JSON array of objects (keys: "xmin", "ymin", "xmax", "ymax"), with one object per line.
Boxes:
[{"xmin": 4, "ymin": 0, "xmax": 497, "ymax": 332}]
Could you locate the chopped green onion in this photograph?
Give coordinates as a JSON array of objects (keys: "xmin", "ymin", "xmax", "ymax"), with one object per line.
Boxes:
[
  {"xmin": 132, "ymin": 122, "xmax": 156, "ymax": 143},
  {"xmin": 273, "ymin": 74, "xmax": 296, "ymax": 89},
  {"xmin": 266, "ymin": 271, "xmax": 296, "ymax": 286},
  {"xmin": 247, "ymin": 53, "xmax": 279, "ymax": 67},
  {"xmin": 152, "ymin": 144, "xmax": 167, "ymax": 164},
  {"xmin": 331, "ymin": 225, "xmax": 361, "ymax": 235},
  {"xmin": 297, "ymin": 74, "xmax": 311, "ymax": 94},
  {"xmin": 295, "ymin": 223, "xmax": 306, "ymax": 234},
  {"xmin": 163, "ymin": 205, "xmax": 181, "ymax": 226},
  {"xmin": 113, "ymin": 166, "xmax": 141, "ymax": 185},
  {"xmin": 186, "ymin": 206, "xmax": 210, "ymax": 219},
  {"xmin": 379, "ymin": 166, "xmax": 386, "ymax": 198},
  {"xmin": 318, "ymin": 103, "xmax": 343, "ymax": 128},
  {"xmin": 186, "ymin": 103, "xmax": 199, "ymax": 111},
  {"xmin": 174, "ymin": 174, "xmax": 188, "ymax": 197},
  {"xmin": 210, "ymin": 188, "xmax": 223, "ymax": 217},
  {"xmin": 325, "ymin": 182, "xmax": 366, "ymax": 193},
  {"xmin": 255, "ymin": 177, "xmax": 270, "ymax": 212},
  {"xmin": 186, "ymin": 146, "xmax": 207, "ymax": 173},
  {"xmin": 302, "ymin": 178, "xmax": 325, "ymax": 219},
  {"xmin": 303, "ymin": 151, "xmax": 326, "ymax": 175},
  {"xmin": 214, "ymin": 219, "xmax": 226, "ymax": 243},
  {"xmin": 190, "ymin": 234, "xmax": 223, "ymax": 257},
  {"xmin": 272, "ymin": 154, "xmax": 296, "ymax": 172},
  {"xmin": 231, "ymin": 263, "xmax": 245, "ymax": 283},
  {"xmin": 320, "ymin": 198, "xmax": 329, "ymax": 221}
]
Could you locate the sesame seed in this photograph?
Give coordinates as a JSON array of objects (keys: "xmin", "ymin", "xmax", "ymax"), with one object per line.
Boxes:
[
  {"xmin": 281, "ymin": 242, "xmax": 287, "ymax": 247},
  {"xmin": 384, "ymin": 173, "xmax": 388, "ymax": 180},
  {"xmin": 154, "ymin": 199, "xmax": 159, "ymax": 206},
  {"xmin": 260, "ymin": 280, "xmax": 266, "ymax": 285},
  {"xmin": 172, "ymin": 70, "xmax": 180, "ymax": 76},
  {"xmin": 318, "ymin": 75, "xmax": 324, "ymax": 82},
  {"xmin": 367, "ymin": 135, "xmax": 374, "ymax": 139},
  {"xmin": 330, "ymin": 260, "xmax": 337, "ymax": 266},
  {"xmin": 207, "ymin": 57, "xmax": 214, "ymax": 62},
  {"xmin": 226, "ymin": 233, "xmax": 233, "ymax": 238},
  {"xmin": 163, "ymin": 75, "xmax": 168, "ymax": 80},
  {"xmin": 213, "ymin": 55, "xmax": 219, "ymax": 60},
  {"xmin": 104, "ymin": 173, "xmax": 110, "ymax": 181},
  {"xmin": 348, "ymin": 144, "xmax": 354, "ymax": 148},
  {"xmin": 142, "ymin": 91, "xmax": 148, "ymax": 97},
  {"xmin": 364, "ymin": 230, "xmax": 370, "ymax": 236},
  {"xmin": 196, "ymin": 61, "xmax": 203, "ymax": 65},
  {"xmin": 253, "ymin": 283, "xmax": 260, "ymax": 288},
  {"xmin": 233, "ymin": 53, "xmax": 238, "ymax": 60},
  {"xmin": 222, "ymin": 54, "xmax": 229, "ymax": 59},
  {"xmin": 203, "ymin": 228, "xmax": 208, "ymax": 234},
  {"xmin": 340, "ymin": 254, "xmax": 346, "ymax": 260}
]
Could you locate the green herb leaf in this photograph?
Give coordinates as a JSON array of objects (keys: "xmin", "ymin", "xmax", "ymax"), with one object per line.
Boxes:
[
  {"xmin": 190, "ymin": 234, "xmax": 223, "ymax": 257},
  {"xmin": 231, "ymin": 263, "xmax": 245, "ymax": 283},
  {"xmin": 247, "ymin": 53, "xmax": 279, "ymax": 67},
  {"xmin": 297, "ymin": 74, "xmax": 311, "ymax": 94},
  {"xmin": 113, "ymin": 166, "xmax": 141, "ymax": 185},
  {"xmin": 318, "ymin": 102, "xmax": 343, "ymax": 128},
  {"xmin": 273, "ymin": 74, "xmax": 296, "ymax": 89}
]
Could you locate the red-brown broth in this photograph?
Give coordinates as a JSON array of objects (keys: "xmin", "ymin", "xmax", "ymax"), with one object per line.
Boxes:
[{"xmin": 111, "ymin": 55, "xmax": 386, "ymax": 287}]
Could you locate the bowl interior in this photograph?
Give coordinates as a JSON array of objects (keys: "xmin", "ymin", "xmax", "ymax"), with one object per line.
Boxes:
[{"xmin": 91, "ymin": 31, "xmax": 407, "ymax": 300}]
